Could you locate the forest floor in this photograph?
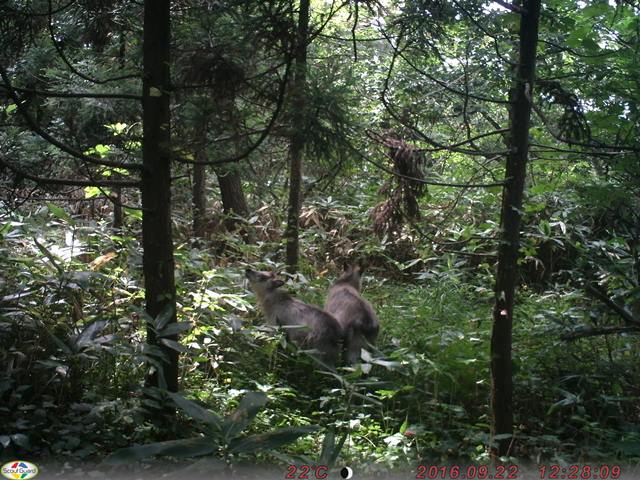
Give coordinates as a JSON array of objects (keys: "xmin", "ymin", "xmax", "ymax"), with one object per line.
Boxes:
[{"xmin": 1, "ymin": 205, "xmax": 639, "ymax": 473}]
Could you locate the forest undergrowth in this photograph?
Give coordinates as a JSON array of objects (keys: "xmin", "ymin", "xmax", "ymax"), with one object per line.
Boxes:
[{"xmin": 1, "ymin": 189, "xmax": 639, "ymax": 473}]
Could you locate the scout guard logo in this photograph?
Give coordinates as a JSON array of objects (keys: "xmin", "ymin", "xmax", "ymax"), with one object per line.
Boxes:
[{"xmin": 1, "ymin": 461, "xmax": 38, "ymax": 480}]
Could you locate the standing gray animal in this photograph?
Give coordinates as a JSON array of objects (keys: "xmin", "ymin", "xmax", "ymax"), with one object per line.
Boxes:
[
  {"xmin": 325, "ymin": 264, "xmax": 379, "ymax": 365},
  {"xmin": 245, "ymin": 268, "xmax": 342, "ymax": 368}
]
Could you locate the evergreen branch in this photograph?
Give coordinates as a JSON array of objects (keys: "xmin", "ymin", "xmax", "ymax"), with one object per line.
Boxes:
[
  {"xmin": 0, "ymin": 155, "xmax": 140, "ymax": 188},
  {"xmin": 174, "ymin": 57, "xmax": 292, "ymax": 166},
  {"xmin": 0, "ymin": 84, "xmax": 141, "ymax": 100},
  {"xmin": 46, "ymin": 0, "xmax": 140, "ymax": 85},
  {"xmin": 0, "ymin": 64, "xmax": 143, "ymax": 171}
]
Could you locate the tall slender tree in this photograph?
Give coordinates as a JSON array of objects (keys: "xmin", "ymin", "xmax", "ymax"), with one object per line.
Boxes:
[
  {"xmin": 490, "ymin": 0, "xmax": 541, "ymax": 458},
  {"xmin": 285, "ymin": 0, "xmax": 310, "ymax": 273},
  {"xmin": 0, "ymin": 0, "xmax": 180, "ymax": 398},
  {"xmin": 141, "ymin": 0, "xmax": 178, "ymax": 393}
]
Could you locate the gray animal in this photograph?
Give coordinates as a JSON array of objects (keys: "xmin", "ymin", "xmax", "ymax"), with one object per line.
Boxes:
[
  {"xmin": 325, "ymin": 264, "xmax": 379, "ymax": 365},
  {"xmin": 245, "ymin": 268, "xmax": 342, "ymax": 368}
]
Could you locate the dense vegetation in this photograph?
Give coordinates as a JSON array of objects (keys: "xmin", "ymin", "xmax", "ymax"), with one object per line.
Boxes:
[{"xmin": 1, "ymin": 0, "xmax": 639, "ymax": 478}]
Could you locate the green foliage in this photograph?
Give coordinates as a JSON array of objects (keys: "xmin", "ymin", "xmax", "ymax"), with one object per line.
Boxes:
[
  {"xmin": 1, "ymin": 0, "xmax": 640, "ymax": 474},
  {"xmin": 106, "ymin": 391, "xmax": 317, "ymax": 463}
]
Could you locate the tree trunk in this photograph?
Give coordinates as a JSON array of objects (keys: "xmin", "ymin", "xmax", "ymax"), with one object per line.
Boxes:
[
  {"xmin": 217, "ymin": 165, "xmax": 249, "ymax": 231},
  {"xmin": 490, "ymin": 0, "xmax": 541, "ymax": 458},
  {"xmin": 142, "ymin": 0, "xmax": 178, "ymax": 394},
  {"xmin": 192, "ymin": 159, "xmax": 207, "ymax": 238},
  {"xmin": 284, "ymin": 0, "xmax": 310, "ymax": 274},
  {"xmin": 112, "ymin": 24, "xmax": 125, "ymax": 231},
  {"xmin": 112, "ymin": 186, "xmax": 123, "ymax": 229},
  {"xmin": 217, "ymin": 93, "xmax": 250, "ymax": 238}
]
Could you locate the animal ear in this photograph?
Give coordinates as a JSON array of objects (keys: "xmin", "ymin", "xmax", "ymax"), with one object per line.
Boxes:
[{"xmin": 272, "ymin": 279, "xmax": 285, "ymax": 288}]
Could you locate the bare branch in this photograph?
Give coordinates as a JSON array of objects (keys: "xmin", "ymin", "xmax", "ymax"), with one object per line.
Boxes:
[
  {"xmin": 351, "ymin": 1, "xmax": 359, "ymax": 61},
  {"xmin": 492, "ymin": 1, "xmax": 525, "ymax": 13},
  {"xmin": 530, "ymin": 143, "xmax": 627, "ymax": 157},
  {"xmin": 532, "ymin": 103, "xmax": 640, "ymax": 153},
  {"xmin": 174, "ymin": 58, "xmax": 292, "ymax": 166},
  {"xmin": 398, "ymin": 49, "xmax": 511, "ymax": 105},
  {"xmin": 0, "ymin": 84, "xmax": 141, "ymax": 100},
  {"xmin": 539, "ymin": 38, "xmax": 622, "ymax": 59},
  {"xmin": 586, "ymin": 284, "xmax": 640, "ymax": 327},
  {"xmin": 367, "ymin": 128, "xmax": 510, "ymax": 153},
  {"xmin": 0, "ymin": 155, "xmax": 140, "ymax": 188},
  {"xmin": 451, "ymin": 0, "xmax": 516, "ymax": 67},
  {"xmin": 439, "ymin": 249, "xmax": 497, "ymax": 257},
  {"xmin": 561, "ymin": 325, "xmax": 639, "ymax": 341},
  {"xmin": 380, "ymin": 41, "xmax": 509, "ymax": 157},
  {"xmin": 318, "ymin": 33, "xmax": 391, "ymax": 42},
  {"xmin": 308, "ymin": 0, "xmax": 350, "ymax": 44},
  {"xmin": 5, "ymin": 0, "xmax": 76, "ymax": 16},
  {"xmin": 347, "ymin": 142, "xmax": 507, "ymax": 188}
]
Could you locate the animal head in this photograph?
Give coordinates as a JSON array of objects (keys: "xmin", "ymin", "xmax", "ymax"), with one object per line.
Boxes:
[
  {"xmin": 337, "ymin": 263, "xmax": 365, "ymax": 291},
  {"xmin": 245, "ymin": 268, "xmax": 285, "ymax": 295}
]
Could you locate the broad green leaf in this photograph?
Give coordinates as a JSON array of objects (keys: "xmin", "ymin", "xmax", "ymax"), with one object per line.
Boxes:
[
  {"xmin": 84, "ymin": 186, "xmax": 103, "ymax": 199},
  {"xmin": 538, "ymin": 220, "xmax": 551, "ymax": 236},
  {"xmin": 360, "ymin": 348, "xmax": 372, "ymax": 362},
  {"xmin": 529, "ymin": 182, "xmax": 555, "ymax": 195},
  {"xmin": 10, "ymin": 433, "xmax": 30, "ymax": 449},
  {"xmin": 158, "ymin": 322, "xmax": 193, "ymax": 337},
  {"xmin": 44, "ymin": 329, "xmax": 72, "ymax": 355},
  {"xmin": 399, "ymin": 415, "xmax": 409, "ymax": 434},
  {"xmin": 370, "ymin": 358, "xmax": 402, "ymax": 370},
  {"xmin": 222, "ymin": 392, "xmax": 268, "ymax": 441},
  {"xmin": 351, "ymin": 391, "xmax": 383, "ymax": 406},
  {"xmin": 167, "ymin": 392, "xmax": 223, "ymax": 430},
  {"xmin": 46, "ymin": 202, "xmax": 72, "ymax": 222},
  {"xmin": 0, "ymin": 222, "xmax": 12, "ymax": 237},
  {"xmin": 228, "ymin": 426, "xmax": 317, "ymax": 454},
  {"xmin": 154, "ymin": 304, "xmax": 175, "ymax": 330},
  {"xmin": 319, "ymin": 429, "xmax": 335, "ymax": 465},
  {"xmin": 104, "ymin": 437, "xmax": 215, "ymax": 464},
  {"xmin": 159, "ymin": 338, "xmax": 188, "ymax": 353},
  {"xmin": 582, "ymin": 2, "xmax": 610, "ymax": 18},
  {"xmin": 320, "ymin": 430, "xmax": 347, "ymax": 468},
  {"xmin": 581, "ymin": 36, "xmax": 599, "ymax": 52},
  {"xmin": 124, "ymin": 207, "xmax": 143, "ymax": 220},
  {"xmin": 74, "ymin": 320, "xmax": 109, "ymax": 350},
  {"xmin": 95, "ymin": 144, "xmax": 110, "ymax": 157},
  {"xmin": 105, "ymin": 122, "xmax": 128, "ymax": 135}
]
